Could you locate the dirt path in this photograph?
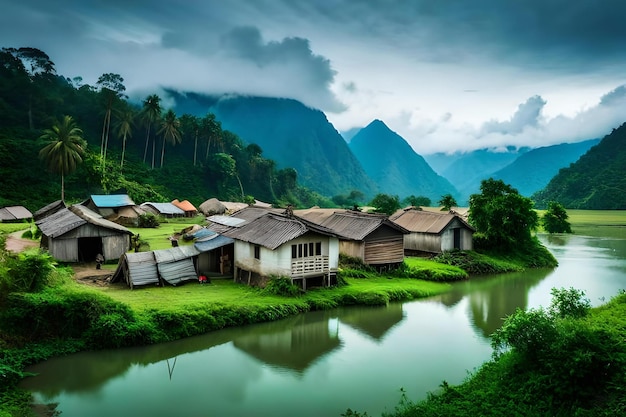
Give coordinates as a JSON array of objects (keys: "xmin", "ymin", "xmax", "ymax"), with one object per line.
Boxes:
[{"xmin": 4, "ymin": 230, "xmax": 39, "ymax": 253}]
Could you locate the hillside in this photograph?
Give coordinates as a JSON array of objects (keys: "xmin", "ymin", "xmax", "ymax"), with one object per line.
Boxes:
[
  {"xmin": 348, "ymin": 120, "xmax": 458, "ymax": 202},
  {"xmin": 491, "ymin": 139, "xmax": 600, "ymax": 197},
  {"xmin": 533, "ymin": 124, "xmax": 626, "ymax": 209},
  {"xmin": 172, "ymin": 94, "xmax": 379, "ymax": 199}
]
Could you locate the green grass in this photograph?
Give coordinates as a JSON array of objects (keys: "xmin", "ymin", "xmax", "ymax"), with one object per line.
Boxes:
[
  {"xmin": 0, "ymin": 222, "xmax": 33, "ymax": 235},
  {"xmin": 127, "ymin": 222, "xmax": 202, "ymax": 251},
  {"xmin": 100, "ymin": 276, "xmax": 449, "ymax": 313}
]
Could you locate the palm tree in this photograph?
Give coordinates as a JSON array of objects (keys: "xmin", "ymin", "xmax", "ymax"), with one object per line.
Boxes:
[
  {"xmin": 180, "ymin": 114, "xmax": 200, "ymax": 165},
  {"xmin": 38, "ymin": 115, "xmax": 86, "ymax": 201},
  {"xmin": 115, "ymin": 109, "xmax": 134, "ymax": 171},
  {"xmin": 96, "ymin": 73, "xmax": 126, "ymax": 171},
  {"xmin": 140, "ymin": 94, "xmax": 161, "ymax": 168},
  {"xmin": 158, "ymin": 109, "xmax": 182, "ymax": 168}
]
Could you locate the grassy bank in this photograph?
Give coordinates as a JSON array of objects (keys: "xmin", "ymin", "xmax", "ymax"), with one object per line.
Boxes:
[{"xmin": 377, "ymin": 289, "xmax": 626, "ymax": 417}]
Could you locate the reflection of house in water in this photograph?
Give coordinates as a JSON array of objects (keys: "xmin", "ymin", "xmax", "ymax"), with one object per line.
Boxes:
[
  {"xmin": 233, "ymin": 312, "xmax": 341, "ymax": 373},
  {"xmin": 338, "ymin": 303, "xmax": 404, "ymax": 341}
]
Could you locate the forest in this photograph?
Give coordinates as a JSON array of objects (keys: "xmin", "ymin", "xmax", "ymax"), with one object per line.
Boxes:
[{"xmin": 0, "ymin": 47, "xmax": 334, "ymax": 212}]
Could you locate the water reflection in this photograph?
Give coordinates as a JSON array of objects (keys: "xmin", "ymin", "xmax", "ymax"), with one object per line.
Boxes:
[
  {"xmin": 19, "ymin": 231, "xmax": 626, "ymax": 417},
  {"xmin": 233, "ymin": 311, "xmax": 341, "ymax": 374}
]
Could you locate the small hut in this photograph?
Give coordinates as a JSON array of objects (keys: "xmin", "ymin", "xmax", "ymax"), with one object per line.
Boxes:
[
  {"xmin": 171, "ymin": 199, "xmax": 198, "ymax": 217},
  {"xmin": 199, "ymin": 198, "xmax": 227, "ymax": 216},
  {"xmin": 36, "ymin": 204, "xmax": 132, "ymax": 262}
]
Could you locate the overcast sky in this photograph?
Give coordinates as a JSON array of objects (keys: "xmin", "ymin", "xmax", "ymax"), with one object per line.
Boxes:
[{"xmin": 4, "ymin": 0, "xmax": 626, "ymax": 154}]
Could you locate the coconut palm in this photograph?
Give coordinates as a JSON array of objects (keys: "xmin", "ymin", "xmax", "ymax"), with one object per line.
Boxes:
[
  {"xmin": 179, "ymin": 114, "xmax": 200, "ymax": 165},
  {"xmin": 140, "ymin": 94, "xmax": 162, "ymax": 168},
  {"xmin": 96, "ymin": 73, "xmax": 126, "ymax": 171},
  {"xmin": 115, "ymin": 109, "xmax": 135, "ymax": 171},
  {"xmin": 158, "ymin": 109, "xmax": 182, "ymax": 168},
  {"xmin": 38, "ymin": 115, "xmax": 86, "ymax": 201}
]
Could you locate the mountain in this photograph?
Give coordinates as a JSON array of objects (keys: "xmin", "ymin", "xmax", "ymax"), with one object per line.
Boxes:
[
  {"xmin": 425, "ymin": 148, "xmax": 526, "ymax": 203},
  {"xmin": 490, "ymin": 139, "xmax": 600, "ymax": 197},
  {"xmin": 348, "ymin": 120, "xmax": 458, "ymax": 202},
  {"xmin": 172, "ymin": 93, "xmax": 378, "ymax": 199},
  {"xmin": 533, "ymin": 124, "xmax": 626, "ymax": 209}
]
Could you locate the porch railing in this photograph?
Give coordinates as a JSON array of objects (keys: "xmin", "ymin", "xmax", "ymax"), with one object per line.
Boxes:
[{"xmin": 291, "ymin": 256, "xmax": 329, "ymax": 277}]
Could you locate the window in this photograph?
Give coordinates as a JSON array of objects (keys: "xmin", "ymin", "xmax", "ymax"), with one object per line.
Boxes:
[
  {"xmin": 291, "ymin": 242, "xmax": 322, "ymax": 259},
  {"xmin": 254, "ymin": 245, "xmax": 260, "ymax": 259}
]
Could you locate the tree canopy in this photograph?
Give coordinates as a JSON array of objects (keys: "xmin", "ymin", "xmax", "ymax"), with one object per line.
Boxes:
[
  {"xmin": 469, "ymin": 178, "xmax": 538, "ymax": 249},
  {"xmin": 542, "ymin": 201, "xmax": 572, "ymax": 234}
]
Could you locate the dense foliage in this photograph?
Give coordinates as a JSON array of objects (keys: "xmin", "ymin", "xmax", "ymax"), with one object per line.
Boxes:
[
  {"xmin": 542, "ymin": 201, "xmax": 572, "ymax": 233},
  {"xmin": 469, "ymin": 179, "xmax": 539, "ymax": 250},
  {"xmin": 381, "ymin": 289, "xmax": 626, "ymax": 417},
  {"xmin": 533, "ymin": 124, "xmax": 626, "ymax": 209},
  {"xmin": 0, "ymin": 46, "xmax": 330, "ymax": 212}
]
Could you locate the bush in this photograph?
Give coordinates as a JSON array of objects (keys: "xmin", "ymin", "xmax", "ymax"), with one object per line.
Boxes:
[
  {"xmin": 263, "ymin": 276, "xmax": 301, "ymax": 297},
  {"xmin": 137, "ymin": 213, "xmax": 160, "ymax": 228},
  {"xmin": 2, "ymin": 249, "xmax": 55, "ymax": 295}
]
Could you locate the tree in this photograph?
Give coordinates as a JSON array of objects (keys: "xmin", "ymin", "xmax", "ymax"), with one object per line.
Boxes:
[
  {"xmin": 212, "ymin": 153, "xmax": 244, "ymax": 199},
  {"xmin": 202, "ymin": 113, "xmax": 222, "ymax": 160},
  {"xmin": 438, "ymin": 194, "xmax": 457, "ymax": 211},
  {"xmin": 115, "ymin": 109, "xmax": 134, "ymax": 171},
  {"xmin": 140, "ymin": 94, "xmax": 162, "ymax": 168},
  {"xmin": 469, "ymin": 178, "xmax": 539, "ymax": 249},
  {"xmin": 180, "ymin": 114, "xmax": 200, "ymax": 165},
  {"xmin": 542, "ymin": 201, "xmax": 572, "ymax": 233},
  {"xmin": 158, "ymin": 109, "xmax": 182, "ymax": 168},
  {"xmin": 96, "ymin": 73, "xmax": 126, "ymax": 171},
  {"xmin": 370, "ymin": 193, "xmax": 401, "ymax": 215},
  {"xmin": 38, "ymin": 115, "xmax": 86, "ymax": 201},
  {"xmin": 405, "ymin": 195, "xmax": 431, "ymax": 208}
]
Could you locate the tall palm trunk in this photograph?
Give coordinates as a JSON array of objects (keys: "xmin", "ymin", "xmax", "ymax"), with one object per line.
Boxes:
[
  {"xmin": 143, "ymin": 124, "xmax": 151, "ymax": 163},
  {"xmin": 121, "ymin": 132, "xmax": 128, "ymax": 170}
]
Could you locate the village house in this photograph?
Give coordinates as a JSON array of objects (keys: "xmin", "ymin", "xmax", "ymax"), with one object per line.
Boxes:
[
  {"xmin": 140, "ymin": 202, "xmax": 185, "ymax": 218},
  {"xmin": 36, "ymin": 204, "xmax": 133, "ymax": 263},
  {"xmin": 171, "ymin": 199, "xmax": 198, "ymax": 217},
  {"xmin": 219, "ymin": 211, "xmax": 340, "ymax": 290},
  {"xmin": 82, "ymin": 194, "xmax": 145, "ymax": 226},
  {"xmin": 296, "ymin": 209, "xmax": 408, "ymax": 271},
  {"xmin": 389, "ymin": 207, "xmax": 475, "ymax": 255}
]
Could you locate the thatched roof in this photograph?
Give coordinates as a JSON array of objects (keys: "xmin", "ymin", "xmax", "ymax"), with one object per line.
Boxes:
[{"xmin": 199, "ymin": 198, "xmax": 227, "ymax": 215}]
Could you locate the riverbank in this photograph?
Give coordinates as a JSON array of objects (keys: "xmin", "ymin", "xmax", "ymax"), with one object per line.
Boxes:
[{"xmin": 0, "ymin": 230, "xmax": 555, "ymax": 417}]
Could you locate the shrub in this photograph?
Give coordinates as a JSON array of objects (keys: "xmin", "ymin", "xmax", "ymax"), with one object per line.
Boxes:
[
  {"xmin": 3, "ymin": 249, "xmax": 55, "ymax": 294},
  {"xmin": 264, "ymin": 276, "xmax": 301, "ymax": 297},
  {"xmin": 137, "ymin": 213, "xmax": 160, "ymax": 228}
]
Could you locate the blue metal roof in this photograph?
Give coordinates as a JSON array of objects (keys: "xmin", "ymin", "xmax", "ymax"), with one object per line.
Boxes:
[
  {"xmin": 194, "ymin": 235, "xmax": 234, "ymax": 252},
  {"xmin": 90, "ymin": 194, "xmax": 135, "ymax": 208},
  {"xmin": 192, "ymin": 228, "xmax": 217, "ymax": 240}
]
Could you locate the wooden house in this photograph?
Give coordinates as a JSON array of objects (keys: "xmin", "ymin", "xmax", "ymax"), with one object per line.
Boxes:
[
  {"xmin": 389, "ymin": 208, "xmax": 475, "ymax": 254},
  {"xmin": 36, "ymin": 204, "xmax": 133, "ymax": 262},
  {"xmin": 221, "ymin": 212, "xmax": 340, "ymax": 290},
  {"xmin": 296, "ymin": 209, "xmax": 407, "ymax": 270},
  {"xmin": 82, "ymin": 194, "xmax": 145, "ymax": 225},
  {"xmin": 171, "ymin": 199, "xmax": 198, "ymax": 217}
]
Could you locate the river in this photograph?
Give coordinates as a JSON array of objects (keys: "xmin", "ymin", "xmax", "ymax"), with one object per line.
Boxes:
[{"xmin": 20, "ymin": 231, "xmax": 626, "ymax": 417}]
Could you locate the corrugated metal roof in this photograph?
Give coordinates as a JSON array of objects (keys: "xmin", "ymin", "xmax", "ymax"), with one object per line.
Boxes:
[
  {"xmin": 0, "ymin": 206, "xmax": 33, "ymax": 221},
  {"xmin": 194, "ymin": 234, "xmax": 234, "ymax": 252},
  {"xmin": 153, "ymin": 245, "xmax": 201, "ymax": 263},
  {"xmin": 171, "ymin": 199, "xmax": 198, "ymax": 212},
  {"xmin": 89, "ymin": 194, "xmax": 135, "ymax": 208},
  {"xmin": 140, "ymin": 202, "xmax": 185, "ymax": 215},
  {"xmin": 191, "ymin": 228, "xmax": 216, "ymax": 240},
  {"xmin": 318, "ymin": 211, "xmax": 407, "ymax": 241},
  {"xmin": 389, "ymin": 209, "xmax": 474, "ymax": 233},
  {"xmin": 294, "ymin": 208, "xmax": 347, "ymax": 224},
  {"xmin": 35, "ymin": 205, "xmax": 132, "ymax": 238},
  {"xmin": 70, "ymin": 205, "xmax": 133, "ymax": 234},
  {"xmin": 223, "ymin": 213, "xmax": 327, "ymax": 250},
  {"xmin": 125, "ymin": 252, "xmax": 159, "ymax": 287},
  {"xmin": 158, "ymin": 258, "xmax": 197, "ymax": 285},
  {"xmin": 34, "ymin": 200, "xmax": 66, "ymax": 221},
  {"xmin": 230, "ymin": 206, "xmax": 281, "ymax": 222},
  {"xmin": 207, "ymin": 215, "xmax": 246, "ymax": 227},
  {"xmin": 36, "ymin": 207, "xmax": 87, "ymax": 238}
]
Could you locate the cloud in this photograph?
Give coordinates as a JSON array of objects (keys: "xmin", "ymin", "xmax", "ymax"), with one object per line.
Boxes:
[{"xmin": 481, "ymin": 96, "xmax": 547, "ymax": 135}]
